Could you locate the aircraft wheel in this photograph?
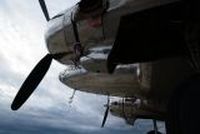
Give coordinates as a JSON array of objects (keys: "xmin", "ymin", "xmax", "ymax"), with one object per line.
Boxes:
[{"xmin": 166, "ymin": 75, "xmax": 200, "ymax": 134}]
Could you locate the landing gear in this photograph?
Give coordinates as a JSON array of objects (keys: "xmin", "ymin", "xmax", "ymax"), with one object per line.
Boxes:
[
  {"xmin": 166, "ymin": 75, "xmax": 200, "ymax": 134},
  {"xmin": 147, "ymin": 119, "xmax": 162, "ymax": 134}
]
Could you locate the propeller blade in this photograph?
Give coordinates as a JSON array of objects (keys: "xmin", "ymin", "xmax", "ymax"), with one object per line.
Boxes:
[
  {"xmin": 11, "ymin": 54, "xmax": 53, "ymax": 111},
  {"xmin": 101, "ymin": 105, "xmax": 109, "ymax": 127},
  {"xmin": 39, "ymin": 0, "xmax": 50, "ymax": 21},
  {"xmin": 101, "ymin": 96, "xmax": 110, "ymax": 127}
]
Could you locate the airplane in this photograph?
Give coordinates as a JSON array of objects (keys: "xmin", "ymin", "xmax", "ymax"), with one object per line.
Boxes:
[{"xmin": 11, "ymin": 0, "xmax": 200, "ymax": 134}]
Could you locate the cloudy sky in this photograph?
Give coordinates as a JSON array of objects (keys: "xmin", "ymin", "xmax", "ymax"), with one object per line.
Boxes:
[{"xmin": 0, "ymin": 0, "xmax": 165, "ymax": 134}]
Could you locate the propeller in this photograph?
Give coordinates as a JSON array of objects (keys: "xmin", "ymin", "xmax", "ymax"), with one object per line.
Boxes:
[
  {"xmin": 11, "ymin": 0, "xmax": 73, "ymax": 111},
  {"xmin": 101, "ymin": 96, "xmax": 110, "ymax": 127},
  {"xmin": 39, "ymin": 0, "xmax": 50, "ymax": 21},
  {"xmin": 11, "ymin": 53, "xmax": 68, "ymax": 111}
]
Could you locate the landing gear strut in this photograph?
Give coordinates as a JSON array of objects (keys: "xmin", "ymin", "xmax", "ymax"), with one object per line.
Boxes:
[{"xmin": 147, "ymin": 119, "xmax": 162, "ymax": 134}]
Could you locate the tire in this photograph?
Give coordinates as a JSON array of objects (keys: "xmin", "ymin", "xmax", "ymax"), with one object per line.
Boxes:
[
  {"xmin": 166, "ymin": 74, "xmax": 200, "ymax": 134},
  {"xmin": 147, "ymin": 130, "xmax": 162, "ymax": 134}
]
